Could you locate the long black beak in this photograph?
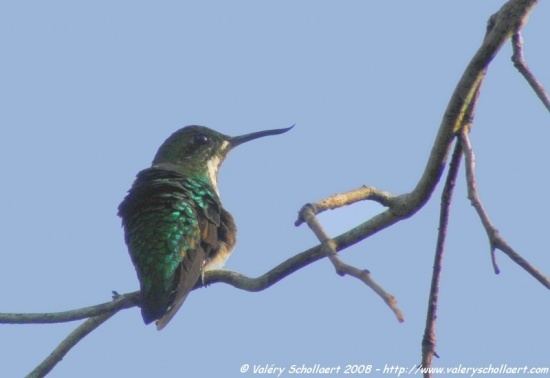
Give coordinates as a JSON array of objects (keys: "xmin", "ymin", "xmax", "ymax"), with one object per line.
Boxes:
[{"xmin": 230, "ymin": 124, "xmax": 294, "ymax": 148}]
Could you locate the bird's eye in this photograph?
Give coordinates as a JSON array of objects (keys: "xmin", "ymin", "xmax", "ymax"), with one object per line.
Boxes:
[{"xmin": 192, "ymin": 134, "xmax": 209, "ymax": 145}]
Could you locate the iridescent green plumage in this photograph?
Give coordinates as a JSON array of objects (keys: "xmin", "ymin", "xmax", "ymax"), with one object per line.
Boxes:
[
  {"xmin": 119, "ymin": 125, "xmax": 292, "ymax": 329},
  {"xmin": 119, "ymin": 169, "xmax": 222, "ymax": 324}
]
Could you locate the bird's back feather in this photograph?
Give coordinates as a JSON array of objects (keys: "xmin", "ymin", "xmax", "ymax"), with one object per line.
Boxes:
[{"xmin": 118, "ymin": 167, "xmax": 232, "ymax": 328}]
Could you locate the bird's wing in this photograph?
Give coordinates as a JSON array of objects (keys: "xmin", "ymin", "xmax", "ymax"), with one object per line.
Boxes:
[
  {"xmin": 119, "ymin": 169, "xmax": 202, "ymax": 324},
  {"xmin": 119, "ymin": 168, "xmax": 229, "ymax": 329},
  {"xmin": 155, "ymin": 243, "xmax": 206, "ymax": 330},
  {"xmin": 156, "ymin": 178, "xmax": 224, "ymax": 330}
]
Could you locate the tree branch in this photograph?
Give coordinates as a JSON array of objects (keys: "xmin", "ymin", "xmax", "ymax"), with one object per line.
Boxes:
[
  {"xmin": 460, "ymin": 131, "xmax": 550, "ymax": 289},
  {"xmin": 511, "ymin": 31, "xmax": 550, "ymax": 112},
  {"xmin": 27, "ymin": 312, "xmax": 116, "ymax": 378},
  {"xmin": 0, "ymin": 292, "xmax": 139, "ymax": 324},
  {"xmin": 297, "ymin": 204, "xmax": 404, "ymax": 322},
  {"xmin": 294, "ymin": 186, "xmax": 397, "ymax": 227},
  {"xmin": 421, "ymin": 139, "xmax": 463, "ymax": 375}
]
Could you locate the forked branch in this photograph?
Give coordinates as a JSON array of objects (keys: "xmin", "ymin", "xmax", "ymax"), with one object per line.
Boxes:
[
  {"xmin": 511, "ymin": 31, "xmax": 550, "ymax": 112},
  {"xmin": 297, "ymin": 203, "xmax": 404, "ymax": 322},
  {"xmin": 460, "ymin": 131, "xmax": 550, "ymax": 289}
]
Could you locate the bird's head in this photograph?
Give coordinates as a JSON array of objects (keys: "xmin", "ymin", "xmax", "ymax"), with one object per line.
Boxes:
[{"xmin": 152, "ymin": 125, "xmax": 293, "ymax": 192}]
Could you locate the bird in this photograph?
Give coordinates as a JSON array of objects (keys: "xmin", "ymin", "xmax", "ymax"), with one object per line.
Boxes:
[{"xmin": 118, "ymin": 125, "xmax": 293, "ymax": 330}]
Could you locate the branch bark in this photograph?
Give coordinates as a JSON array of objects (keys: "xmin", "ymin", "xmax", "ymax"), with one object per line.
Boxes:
[
  {"xmin": 297, "ymin": 203, "xmax": 404, "ymax": 322},
  {"xmin": 460, "ymin": 131, "xmax": 550, "ymax": 289},
  {"xmin": 26, "ymin": 312, "xmax": 115, "ymax": 378},
  {"xmin": 511, "ymin": 31, "xmax": 550, "ymax": 112},
  {"xmin": 0, "ymin": 292, "xmax": 139, "ymax": 324},
  {"xmin": 421, "ymin": 140, "xmax": 463, "ymax": 376}
]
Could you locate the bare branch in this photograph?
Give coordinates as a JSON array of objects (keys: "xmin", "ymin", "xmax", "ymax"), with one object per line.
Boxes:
[
  {"xmin": 0, "ymin": 292, "xmax": 139, "ymax": 324},
  {"xmin": 203, "ymin": 1, "xmax": 547, "ymax": 303},
  {"xmin": 26, "ymin": 312, "xmax": 116, "ymax": 378},
  {"xmin": 421, "ymin": 140, "xmax": 463, "ymax": 375},
  {"xmin": 405, "ymin": 0, "xmax": 538, "ymax": 211},
  {"xmin": 294, "ymin": 186, "xmax": 396, "ymax": 226},
  {"xmin": 511, "ymin": 31, "xmax": 550, "ymax": 112},
  {"xmin": 461, "ymin": 131, "xmax": 550, "ymax": 289},
  {"xmin": 297, "ymin": 204, "xmax": 404, "ymax": 322},
  {"xmin": 420, "ymin": 45, "xmax": 484, "ymax": 371}
]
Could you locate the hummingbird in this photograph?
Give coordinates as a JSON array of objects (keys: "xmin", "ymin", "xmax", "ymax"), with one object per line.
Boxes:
[{"xmin": 118, "ymin": 125, "xmax": 292, "ymax": 330}]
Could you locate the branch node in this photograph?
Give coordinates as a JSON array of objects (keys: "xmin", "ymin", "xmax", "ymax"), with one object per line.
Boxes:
[
  {"xmin": 511, "ymin": 30, "xmax": 550, "ymax": 112},
  {"xmin": 297, "ymin": 195, "xmax": 404, "ymax": 323},
  {"xmin": 461, "ymin": 131, "xmax": 549, "ymax": 288}
]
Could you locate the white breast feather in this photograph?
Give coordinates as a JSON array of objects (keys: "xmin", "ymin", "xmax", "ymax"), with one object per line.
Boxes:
[{"xmin": 206, "ymin": 141, "xmax": 229, "ymax": 195}]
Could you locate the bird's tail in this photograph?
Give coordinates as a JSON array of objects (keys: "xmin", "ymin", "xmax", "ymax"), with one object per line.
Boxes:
[{"xmin": 155, "ymin": 247, "xmax": 206, "ymax": 330}]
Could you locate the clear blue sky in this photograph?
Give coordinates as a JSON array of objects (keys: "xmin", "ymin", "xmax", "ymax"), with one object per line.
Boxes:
[{"xmin": 1, "ymin": 1, "xmax": 548, "ymax": 377}]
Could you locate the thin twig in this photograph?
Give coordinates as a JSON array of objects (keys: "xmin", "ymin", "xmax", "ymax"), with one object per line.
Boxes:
[
  {"xmin": 26, "ymin": 312, "xmax": 116, "ymax": 378},
  {"xmin": 0, "ymin": 292, "xmax": 140, "ymax": 324},
  {"xmin": 461, "ymin": 131, "xmax": 550, "ymax": 289},
  {"xmin": 511, "ymin": 31, "xmax": 550, "ymax": 112},
  {"xmin": 298, "ymin": 204, "xmax": 404, "ymax": 323},
  {"xmin": 421, "ymin": 140, "xmax": 463, "ymax": 375},
  {"xmin": 420, "ymin": 43, "xmax": 483, "ymax": 371},
  {"xmin": 294, "ymin": 186, "xmax": 396, "ymax": 226}
]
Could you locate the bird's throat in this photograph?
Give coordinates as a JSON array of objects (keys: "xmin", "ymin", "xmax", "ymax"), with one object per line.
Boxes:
[
  {"xmin": 206, "ymin": 140, "xmax": 229, "ymax": 195},
  {"xmin": 206, "ymin": 155, "xmax": 222, "ymax": 195}
]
